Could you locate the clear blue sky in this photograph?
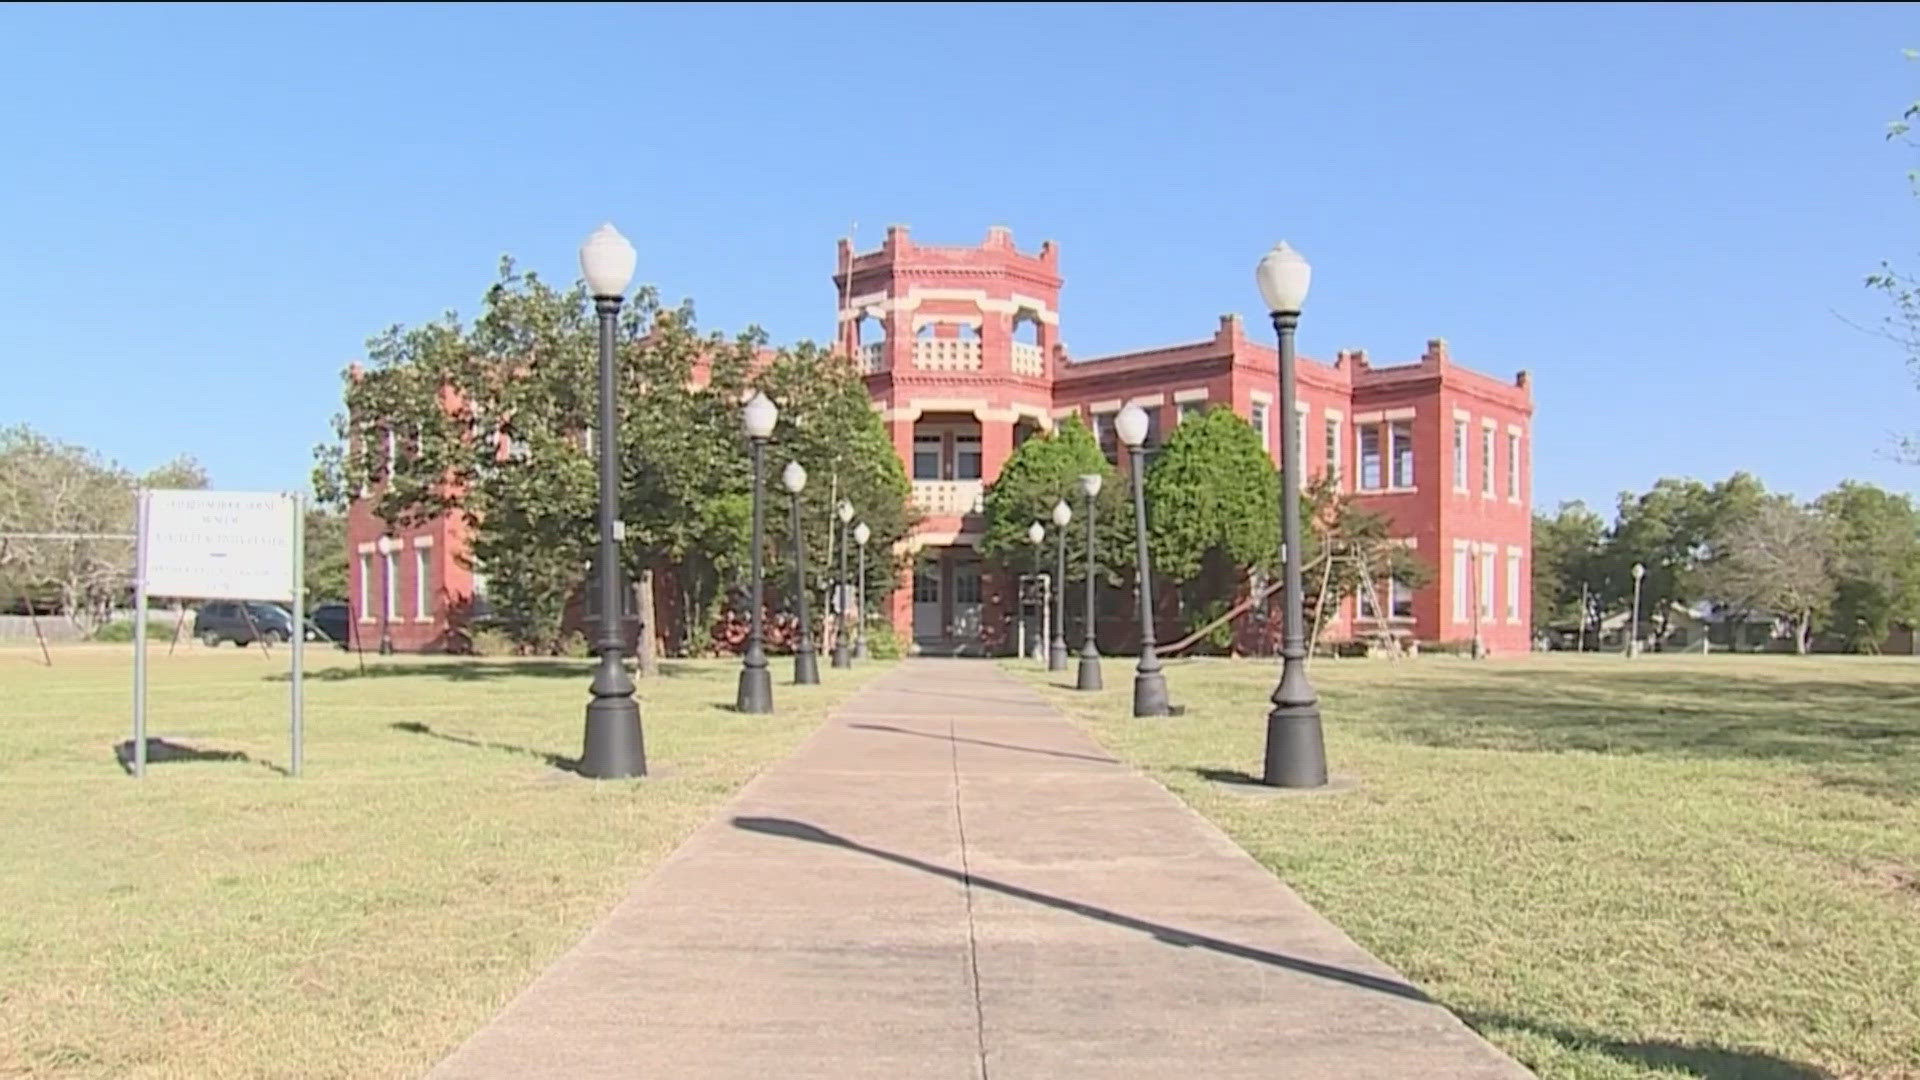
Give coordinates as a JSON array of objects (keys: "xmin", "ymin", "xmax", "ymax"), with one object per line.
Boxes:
[{"xmin": 3, "ymin": 2, "xmax": 1916, "ymax": 516}]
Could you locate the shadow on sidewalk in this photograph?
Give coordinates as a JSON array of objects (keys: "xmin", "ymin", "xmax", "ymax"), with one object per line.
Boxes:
[
  {"xmin": 390, "ymin": 721, "xmax": 580, "ymax": 773},
  {"xmin": 732, "ymin": 815, "xmax": 1428, "ymax": 1003},
  {"xmin": 847, "ymin": 723, "xmax": 1118, "ymax": 765}
]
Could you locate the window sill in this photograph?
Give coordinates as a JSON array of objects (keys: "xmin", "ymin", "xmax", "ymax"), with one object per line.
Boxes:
[
  {"xmin": 1357, "ymin": 486, "xmax": 1419, "ymax": 496},
  {"xmin": 413, "ymin": 617, "xmax": 435, "ymax": 625}
]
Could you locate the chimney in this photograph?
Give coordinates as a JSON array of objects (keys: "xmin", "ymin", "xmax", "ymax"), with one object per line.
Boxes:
[
  {"xmin": 1217, "ymin": 313, "xmax": 1242, "ymax": 343},
  {"xmin": 984, "ymin": 225, "xmax": 1013, "ymax": 248},
  {"xmin": 1515, "ymin": 369, "xmax": 1531, "ymax": 390},
  {"xmin": 1425, "ymin": 337, "xmax": 1449, "ymax": 365},
  {"xmin": 885, "ymin": 224, "xmax": 910, "ymax": 249},
  {"xmin": 1351, "ymin": 348, "xmax": 1369, "ymax": 368}
]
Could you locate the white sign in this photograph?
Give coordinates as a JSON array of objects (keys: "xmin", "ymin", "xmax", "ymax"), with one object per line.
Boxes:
[{"xmin": 142, "ymin": 490, "xmax": 296, "ymax": 601}]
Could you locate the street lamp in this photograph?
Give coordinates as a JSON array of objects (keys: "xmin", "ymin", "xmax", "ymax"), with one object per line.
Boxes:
[
  {"xmin": 1255, "ymin": 240, "xmax": 1327, "ymax": 788},
  {"xmin": 853, "ymin": 521, "xmax": 871, "ymax": 660},
  {"xmin": 1049, "ymin": 498, "xmax": 1072, "ymax": 672},
  {"xmin": 783, "ymin": 461, "xmax": 819, "ymax": 686},
  {"xmin": 1114, "ymin": 404, "xmax": 1168, "ymax": 717},
  {"xmin": 375, "ymin": 534, "xmax": 395, "ymax": 655},
  {"xmin": 1628, "ymin": 561, "xmax": 1646, "ymax": 658},
  {"xmin": 737, "ymin": 391, "xmax": 778, "ymax": 714},
  {"xmin": 1077, "ymin": 472, "xmax": 1105, "ymax": 691},
  {"xmin": 576, "ymin": 223, "xmax": 646, "ymax": 779},
  {"xmin": 1027, "ymin": 521, "xmax": 1046, "ymax": 661},
  {"xmin": 832, "ymin": 499, "xmax": 854, "ymax": 668}
]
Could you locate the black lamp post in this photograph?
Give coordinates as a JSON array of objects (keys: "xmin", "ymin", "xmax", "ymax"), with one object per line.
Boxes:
[
  {"xmin": 783, "ymin": 461, "xmax": 819, "ymax": 685},
  {"xmin": 1256, "ymin": 240, "xmax": 1327, "ymax": 788},
  {"xmin": 737, "ymin": 391, "xmax": 778, "ymax": 714},
  {"xmin": 1049, "ymin": 498, "xmax": 1071, "ymax": 671},
  {"xmin": 1114, "ymin": 404, "xmax": 1168, "ymax": 717},
  {"xmin": 832, "ymin": 499, "xmax": 853, "ymax": 668},
  {"xmin": 853, "ymin": 521, "xmax": 871, "ymax": 660},
  {"xmin": 576, "ymin": 223, "xmax": 646, "ymax": 779},
  {"xmin": 375, "ymin": 534, "xmax": 395, "ymax": 655},
  {"xmin": 1076, "ymin": 472, "xmax": 1104, "ymax": 691},
  {"xmin": 1026, "ymin": 521, "xmax": 1045, "ymax": 660}
]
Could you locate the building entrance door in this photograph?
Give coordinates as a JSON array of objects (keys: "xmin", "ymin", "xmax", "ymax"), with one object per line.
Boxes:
[{"xmin": 912, "ymin": 558, "xmax": 942, "ymax": 643}]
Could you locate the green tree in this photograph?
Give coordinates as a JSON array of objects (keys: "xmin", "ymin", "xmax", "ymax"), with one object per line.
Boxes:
[
  {"xmin": 1815, "ymin": 481, "xmax": 1920, "ymax": 651},
  {"xmin": 1697, "ymin": 495, "xmax": 1834, "ymax": 653},
  {"xmin": 980, "ymin": 416, "xmax": 1124, "ymax": 579},
  {"xmin": 1531, "ymin": 501, "xmax": 1607, "ymax": 635},
  {"xmin": 1601, "ymin": 477, "xmax": 1716, "ymax": 634},
  {"xmin": 1142, "ymin": 407, "xmax": 1277, "ymax": 640},
  {"xmin": 302, "ymin": 508, "xmax": 349, "ymax": 602},
  {"xmin": 1298, "ymin": 475, "xmax": 1430, "ymax": 648}
]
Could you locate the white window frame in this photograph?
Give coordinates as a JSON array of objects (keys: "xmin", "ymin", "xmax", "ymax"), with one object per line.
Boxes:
[
  {"xmin": 1451, "ymin": 543, "xmax": 1469, "ymax": 623},
  {"xmin": 383, "ymin": 551, "xmax": 398, "ymax": 620},
  {"xmin": 1453, "ymin": 419, "xmax": 1469, "ymax": 492},
  {"xmin": 1505, "ymin": 548, "xmax": 1522, "ymax": 623},
  {"xmin": 1479, "ymin": 545, "xmax": 1496, "ymax": 619},
  {"xmin": 414, "ymin": 544, "xmax": 433, "ymax": 622},
  {"xmin": 1507, "ymin": 429, "xmax": 1522, "ymax": 502},
  {"xmin": 1388, "ymin": 419, "xmax": 1415, "ymax": 489},
  {"xmin": 1250, "ymin": 401, "xmax": 1270, "ymax": 448},
  {"xmin": 1481, "ymin": 421, "xmax": 1496, "ymax": 498},
  {"xmin": 357, "ymin": 552, "xmax": 373, "ymax": 622},
  {"xmin": 1324, "ymin": 411, "xmax": 1343, "ymax": 486},
  {"xmin": 1359, "ymin": 423, "xmax": 1384, "ymax": 491}
]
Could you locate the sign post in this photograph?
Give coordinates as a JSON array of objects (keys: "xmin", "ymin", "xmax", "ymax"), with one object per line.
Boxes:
[{"xmin": 133, "ymin": 490, "xmax": 304, "ymax": 778}]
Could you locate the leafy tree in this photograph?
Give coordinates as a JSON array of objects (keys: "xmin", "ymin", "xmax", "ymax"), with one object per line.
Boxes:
[
  {"xmin": 302, "ymin": 508, "xmax": 349, "ymax": 602},
  {"xmin": 980, "ymin": 415, "xmax": 1126, "ymax": 580},
  {"xmin": 751, "ymin": 342, "xmax": 916, "ymax": 625},
  {"xmin": 142, "ymin": 454, "xmax": 210, "ymax": 491},
  {"xmin": 1141, "ymin": 407, "xmax": 1277, "ymax": 638},
  {"xmin": 1298, "ymin": 474, "xmax": 1430, "ymax": 647},
  {"xmin": 1815, "ymin": 482, "xmax": 1920, "ymax": 651},
  {"xmin": 1531, "ymin": 501, "xmax": 1607, "ymax": 635},
  {"xmin": 1696, "ymin": 495, "xmax": 1834, "ymax": 653}
]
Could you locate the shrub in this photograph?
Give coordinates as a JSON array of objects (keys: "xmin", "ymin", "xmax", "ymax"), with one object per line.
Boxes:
[
  {"xmin": 90, "ymin": 618, "xmax": 177, "ymax": 643},
  {"xmin": 864, "ymin": 620, "xmax": 905, "ymax": 660}
]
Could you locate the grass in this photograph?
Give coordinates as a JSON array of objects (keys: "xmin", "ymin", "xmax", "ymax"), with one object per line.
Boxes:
[
  {"xmin": 0, "ymin": 644, "xmax": 883, "ymax": 1079},
  {"xmin": 1012, "ymin": 653, "xmax": 1920, "ymax": 1080}
]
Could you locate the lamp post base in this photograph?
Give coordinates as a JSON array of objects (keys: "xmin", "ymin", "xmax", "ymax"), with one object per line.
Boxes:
[
  {"xmin": 793, "ymin": 648, "xmax": 820, "ymax": 685},
  {"xmin": 831, "ymin": 642, "xmax": 851, "ymax": 669},
  {"xmin": 378, "ymin": 638, "xmax": 393, "ymax": 656},
  {"xmin": 1262, "ymin": 702, "xmax": 1328, "ymax": 788},
  {"xmin": 736, "ymin": 664, "xmax": 774, "ymax": 714},
  {"xmin": 1132, "ymin": 667, "xmax": 1169, "ymax": 717},
  {"xmin": 855, "ymin": 639, "xmax": 870, "ymax": 662},
  {"xmin": 1076, "ymin": 651, "xmax": 1103, "ymax": 691},
  {"xmin": 579, "ymin": 696, "xmax": 646, "ymax": 779},
  {"xmin": 1048, "ymin": 641, "xmax": 1069, "ymax": 672}
]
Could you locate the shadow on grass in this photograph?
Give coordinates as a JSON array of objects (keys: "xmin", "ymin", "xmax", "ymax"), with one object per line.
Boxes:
[
  {"xmin": 732, "ymin": 815, "xmax": 1429, "ymax": 1002},
  {"xmin": 847, "ymin": 722, "xmax": 1118, "ymax": 764},
  {"xmin": 1464, "ymin": 1012, "xmax": 1825, "ymax": 1080},
  {"xmin": 1357, "ymin": 667, "xmax": 1920, "ymax": 798},
  {"xmin": 268, "ymin": 659, "xmax": 706, "ymax": 683},
  {"xmin": 114, "ymin": 737, "xmax": 289, "ymax": 777},
  {"xmin": 1191, "ymin": 766, "xmax": 1263, "ymax": 786},
  {"xmin": 388, "ymin": 721, "xmax": 579, "ymax": 773}
]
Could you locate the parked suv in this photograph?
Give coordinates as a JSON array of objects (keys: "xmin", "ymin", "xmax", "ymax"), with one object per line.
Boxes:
[
  {"xmin": 309, "ymin": 602, "xmax": 351, "ymax": 649},
  {"xmin": 193, "ymin": 601, "xmax": 305, "ymax": 647}
]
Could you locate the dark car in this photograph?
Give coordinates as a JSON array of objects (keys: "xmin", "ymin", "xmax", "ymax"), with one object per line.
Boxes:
[
  {"xmin": 309, "ymin": 602, "xmax": 351, "ymax": 649},
  {"xmin": 193, "ymin": 601, "xmax": 311, "ymax": 647}
]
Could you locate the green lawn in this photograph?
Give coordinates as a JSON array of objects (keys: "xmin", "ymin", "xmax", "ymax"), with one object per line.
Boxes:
[
  {"xmin": 0, "ymin": 644, "xmax": 882, "ymax": 1079},
  {"xmin": 1013, "ymin": 653, "xmax": 1920, "ymax": 1080}
]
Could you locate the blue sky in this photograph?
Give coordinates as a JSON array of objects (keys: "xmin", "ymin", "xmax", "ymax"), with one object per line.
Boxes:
[{"xmin": 2, "ymin": 2, "xmax": 1916, "ymax": 516}]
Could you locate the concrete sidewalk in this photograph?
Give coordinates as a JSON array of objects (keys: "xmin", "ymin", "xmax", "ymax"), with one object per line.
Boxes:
[{"xmin": 429, "ymin": 660, "xmax": 1533, "ymax": 1079}]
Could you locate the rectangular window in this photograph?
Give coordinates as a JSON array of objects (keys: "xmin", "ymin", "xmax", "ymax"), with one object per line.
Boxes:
[
  {"xmin": 913, "ymin": 566, "xmax": 938, "ymax": 603},
  {"xmin": 1178, "ymin": 399, "xmax": 1205, "ymax": 424},
  {"xmin": 1481, "ymin": 425, "xmax": 1495, "ymax": 496},
  {"xmin": 1391, "ymin": 576, "xmax": 1414, "ymax": 619},
  {"xmin": 1359, "ymin": 424, "xmax": 1383, "ymax": 490},
  {"xmin": 1453, "ymin": 420, "xmax": 1469, "ymax": 491},
  {"xmin": 383, "ymin": 551, "xmax": 398, "ymax": 618},
  {"xmin": 1144, "ymin": 406, "xmax": 1164, "ymax": 448},
  {"xmin": 414, "ymin": 548, "xmax": 432, "ymax": 620},
  {"xmin": 1324, "ymin": 417, "xmax": 1341, "ymax": 484},
  {"xmin": 1094, "ymin": 412, "xmax": 1118, "ymax": 463},
  {"xmin": 357, "ymin": 554, "xmax": 372, "ymax": 620},
  {"xmin": 954, "ymin": 566, "xmax": 983, "ymax": 604},
  {"xmin": 1505, "ymin": 550, "xmax": 1522, "ymax": 621},
  {"xmin": 954, "ymin": 434, "xmax": 983, "ymax": 480},
  {"xmin": 913, "ymin": 436, "xmax": 940, "ymax": 480},
  {"xmin": 1292, "ymin": 407, "xmax": 1307, "ymax": 474},
  {"xmin": 1389, "ymin": 420, "xmax": 1415, "ymax": 488},
  {"xmin": 1480, "ymin": 547, "xmax": 1496, "ymax": 619},
  {"xmin": 1250, "ymin": 401, "xmax": 1269, "ymax": 449},
  {"xmin": 1359, "ymin": 581, "xmax": 1382, "ymax": 620},
  {"xmin": 1451, "ymin": 547, "xmax": 1469, "ymax": 622},
  {"xmin": 1507, "ymin": 432, "xmax": 1521, "ymax": 499}
]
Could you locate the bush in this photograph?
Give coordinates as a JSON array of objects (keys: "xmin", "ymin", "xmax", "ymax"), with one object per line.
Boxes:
[
  {"xmin": 863, "ymin": 620, "xmax": 905, "ymax": 660},
  {"xmin": 467, "ymin": 627, "xmax": 519, "ymax": 657},
  {"xmin": 90, "ymin": 618, "xmax": 177, "ymax": 643}
]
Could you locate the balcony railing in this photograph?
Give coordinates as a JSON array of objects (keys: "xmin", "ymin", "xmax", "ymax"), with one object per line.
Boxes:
[
  {"xmin": 1010, "ymin": 341, "xmax": 1045, "ymax": 376},
  {"xmin": 912, "ymin": 339, "xmax": 983, "ymax": 371},
  {"xmin": 912, "ymin": 480, "xmax": 984, "ymax": 517},
  {"xmin": 859, "ymin": 342, "xmax": 886, "ymax": 374}
]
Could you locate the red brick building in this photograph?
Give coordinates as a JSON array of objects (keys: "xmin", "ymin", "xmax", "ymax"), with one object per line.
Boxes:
[
  {"xmin": 839, "ymin": 225, "xmax": 1534, "ymax": 657},
  {"xmin": 346, "ymin": 224, "xmax": 1534, "ymax": 656}
]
